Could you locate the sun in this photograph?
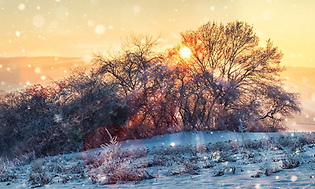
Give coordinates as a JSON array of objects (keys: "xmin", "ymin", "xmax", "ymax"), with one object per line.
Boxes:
[{"xmin": 179, "ymin": 46, "xmax": 192, "ymax": 58}]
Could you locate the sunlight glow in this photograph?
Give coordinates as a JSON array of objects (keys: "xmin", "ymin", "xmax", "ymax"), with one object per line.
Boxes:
[{"xmin": 179, "ymin": 46, "xmax": 192, "ymax": 58}]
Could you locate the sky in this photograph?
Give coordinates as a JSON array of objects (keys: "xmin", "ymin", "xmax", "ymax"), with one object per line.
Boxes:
[{"xmin": 0, "ymin": 0, "xmax": 314, "ymax": 68}]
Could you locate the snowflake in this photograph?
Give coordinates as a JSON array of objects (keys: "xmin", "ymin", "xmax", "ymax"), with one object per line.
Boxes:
[
  {"xmin": 55, "ymin": 6, "xmax": 69, "ymax": 20},
  {"xmin": 33, "ymin": 15, "xmax": 45, "ymax": 27},
  {"xmin": 262, "ymin": 10, "xmax": 271, "ymax": 20},
  {"xmin": 34, "ymin": 67, "xmax": 41, "ymax": 74},
  {"xmin": 170, "ymin": 142, "xmax": 176, "ymax": 147},
  {"xmin": 133, "ymin": 5, "xmax": 141, "ymax": 13},
  {"xmin": 18, "ymin": 3, "xmax": 26, "ymax": 10},
  {"xmin": 291, "ymin": 175, "xmax": 298, "ymax": 182},
  {"xmin": 95, "ymin": 24, "xmax": 106, "ymax": 35}
]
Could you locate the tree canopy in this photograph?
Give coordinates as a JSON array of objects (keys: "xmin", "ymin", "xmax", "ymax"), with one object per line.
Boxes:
[
  {"xmin": 167, "ymin": 21, "xmax": 300, "ymax": 132},
  {"xmin": 94, "ymin": 21, "xmax": 300, "ymax": 134}
]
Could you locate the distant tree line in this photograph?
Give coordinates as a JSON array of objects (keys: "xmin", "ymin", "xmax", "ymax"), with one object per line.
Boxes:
[{"xmin": 0, "ymin": 21, "xmax": 300, "ymax": 158}]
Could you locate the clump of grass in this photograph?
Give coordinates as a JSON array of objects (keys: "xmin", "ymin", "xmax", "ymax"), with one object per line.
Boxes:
[
  {"xmin": 167, "ymin": 160, "xmax": 200, "ymax": 176},
  {"xmin": 213, "ymin": 168, "xmax": 225, "ymax": 177}
]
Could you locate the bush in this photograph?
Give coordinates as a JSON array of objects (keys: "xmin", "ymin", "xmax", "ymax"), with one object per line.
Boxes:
[
  {"xmin": 0, "ymin": 158, "xmax": 19, "ymax": 182},
  {"xmin": 281, "ymin": 154, "xmax": 300, "ymax": 169},
  {"xmin": 86, "ymin": 131, "xmax": 153, "ymax": 185},
  {"xmin": 28, "ymin": 160, "xmax": 52, "ymax": 187},
  {"xmin": 0, "ymin": 68, "xmax": 128, "ymax": 158}
]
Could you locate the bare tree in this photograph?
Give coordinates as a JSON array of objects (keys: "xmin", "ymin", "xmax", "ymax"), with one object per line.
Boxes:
[
  {"xmin": 92, "ymin": 34, "xmax": 163, "ymax": 97},
  {"xmin": 93, "ymin": 34, "xmax": 180, "ymax": 137},
  {"xmin": 168, "ymin": 21, "xmax": 300, "ymax": 131}
]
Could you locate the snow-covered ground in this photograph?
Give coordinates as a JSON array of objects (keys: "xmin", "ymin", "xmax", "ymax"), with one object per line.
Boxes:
[{"xmin": 2, "ymin": 131, "xmax": 315, "ymax": 188}]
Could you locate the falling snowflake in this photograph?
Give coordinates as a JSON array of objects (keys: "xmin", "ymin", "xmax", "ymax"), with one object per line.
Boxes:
[
  {"xmin": 84, "ymin": 55, "xmax": 93, "ymax": 63},
  {"xmin": 55, "ymin": 6, "xmax": 69, "ymax": 20},
  {"xmin": 291, "ymin": 175, "xmax": 298, "ymax": 182},
  {"xmin": 88, "ymin": 20, "xmax": 95, "ymax": 27},
  {"xmin": 18, "ymin": 3, "xmax": 26, "ymax": 10},
  {"xmin": 262, "ymin": 10, "xmax": 271, "ymax": 19},
  {"xmin": 94, "ymin": 24, "xmax": 106, "ymax": 35},
  {"xmin": 33, "ymin": 15, "xmax": 45, "ymax": 27},
  {"xmin": 170, "ymin": 142, "xmax": 176, "ymax": 147},
  {"xmin": 133, "ymin": 5, "xmax": 141, "ymax": 13},
  {"xmin": 50, "ymin": 20, "xmax": 59, "ymax": 29},
  {"xmin": 34, "ymin": 67, "xmax": 41, "ymax": 74},
  {"xmin": 15, "ymin": 31, "xmax": 21, "ymax": 37}
]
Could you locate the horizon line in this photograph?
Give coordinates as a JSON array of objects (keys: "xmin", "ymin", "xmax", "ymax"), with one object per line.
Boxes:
[{"xmin": 0, "ymin": 56, "xmax": 314, "ymax": 69}]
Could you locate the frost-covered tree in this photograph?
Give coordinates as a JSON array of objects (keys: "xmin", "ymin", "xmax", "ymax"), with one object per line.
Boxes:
[
  {"xmin": 0, "ymin": 68, "xmax": 128, "ymax": 157},
  {"xmin": 168, "ymin": 21, "xmax": 300, "ymax": 132},
  {"xmin": 92, "ymin": 34, "xmax": 164, "ymax": 97},
  {"xmin": 93, "ymin": 34, "xmax": 180, "ymax": 137}
]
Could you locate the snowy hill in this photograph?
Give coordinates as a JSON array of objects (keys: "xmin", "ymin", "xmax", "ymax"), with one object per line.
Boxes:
[{"xmin": 2, "ymin": 131, "xmax": 315, "ymax": 188}]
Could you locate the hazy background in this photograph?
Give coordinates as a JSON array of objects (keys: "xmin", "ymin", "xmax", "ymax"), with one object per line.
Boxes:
[
  {"xmin": 0, "ymin": 0, "xmax": 314, "ymax": 67},
  {"xmin": 0, "ymin": 0, "xmax": 314, "ymax": 131}
]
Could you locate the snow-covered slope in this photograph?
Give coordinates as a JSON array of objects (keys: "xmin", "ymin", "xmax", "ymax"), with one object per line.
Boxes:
[{"xmin": 2, "ymin": 131, "xmax": 315, "ymax": 188}]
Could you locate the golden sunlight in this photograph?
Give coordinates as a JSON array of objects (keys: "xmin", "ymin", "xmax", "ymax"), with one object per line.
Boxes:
[{"xmin": 179, "ymin": 46, "xmax": 192, "ymax": 58}]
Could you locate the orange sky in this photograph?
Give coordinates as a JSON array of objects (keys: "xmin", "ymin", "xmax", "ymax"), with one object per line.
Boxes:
[{"xmin": 0, "ymin": 0, "xmax": 315, "ymax": 67}]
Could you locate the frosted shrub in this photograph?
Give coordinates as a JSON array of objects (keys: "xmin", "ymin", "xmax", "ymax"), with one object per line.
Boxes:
[
  {"xmin": 264, "ymin": 165, "xmax": 281, "ymax": 176},
  {"xmin": 0, "ymin": 158, "xmax": 18, "ymax": 182},
  {"xmin": 281, "ymin": 154, "xmax": 300, "ymax": 169},
  {"xmin": 88, "ymin": 131, "xmax": 153, "ymax": 185},
  {"xmin": 0, "ymin": 158, "xmax": 9, "ymax": 178},
  {"xmin": 28, "ymin": 160, "xmax": 52, "ymax": 187}
]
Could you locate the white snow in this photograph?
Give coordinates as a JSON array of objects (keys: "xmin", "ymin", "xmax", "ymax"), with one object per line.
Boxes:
[{"xmin": 2, "ymin": 131, "xmax": 315, "ymax": 188}]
